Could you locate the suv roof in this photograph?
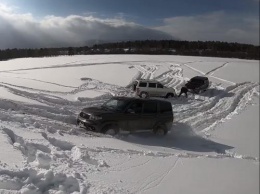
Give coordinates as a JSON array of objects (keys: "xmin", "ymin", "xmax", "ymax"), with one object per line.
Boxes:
[
  {"xmin": 190, "ymin": 76, "xmax": 208, "ymax": 81},
  {"xmin": 135, "ymin": 79, "xmax": 160, "ymax": 83},
  {"xmin": 112, "ymin": 96, "xmax": 170, "ymax": 103}
]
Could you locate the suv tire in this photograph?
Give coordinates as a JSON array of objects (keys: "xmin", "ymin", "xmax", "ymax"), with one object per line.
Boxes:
[
  {"xmin": 140, "ymin": 92, "xmax": 149, "ymax": 98},
  {"xmin": 193, "ymin": 89, "xmax": 200, "ymax": 94},
  {"xmin": 165, "ymin": 93, "xmax": 174, "ymax": 98},
  {"xmin": 153, "ymin": 124, "xmax": 168, "ymax": 135},
  {"xmin": 101, "ymin": 125, "xmax": 119, "ymax": 135}
]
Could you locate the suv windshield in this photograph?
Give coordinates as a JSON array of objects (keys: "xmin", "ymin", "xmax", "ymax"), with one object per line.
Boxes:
[{"xmin": 101, "ymin": 99, "xmax": 129, "ymax": 111}]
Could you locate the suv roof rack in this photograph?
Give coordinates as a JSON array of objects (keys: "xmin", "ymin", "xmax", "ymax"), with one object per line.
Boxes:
[{"xmin": 136, "ymin": 79, "xmax": 159, "ymax": 82}]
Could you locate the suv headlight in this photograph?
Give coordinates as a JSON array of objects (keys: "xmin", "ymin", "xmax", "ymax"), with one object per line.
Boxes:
[{"xmin": 89, "ymin": 115, "xmax": 102, "ymax": 120}]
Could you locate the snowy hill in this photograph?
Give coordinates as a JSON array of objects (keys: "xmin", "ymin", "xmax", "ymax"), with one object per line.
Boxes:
[{"xmin": 0, "ymin": 55, "xmax": 259, "ymax": 194}]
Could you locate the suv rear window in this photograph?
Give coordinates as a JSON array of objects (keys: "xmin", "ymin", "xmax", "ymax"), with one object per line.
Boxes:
[
  {"xmin": 139, "ymin": 82, "xmax": 147, "ymax": 87},
  {"xmin": 157, "ymin": 83, "xmax": 164, "ymax": 88},
  {"xmin": 148, "ymin": 83, "xmax": 156, "ymax": 88},
  {"xmin": 143, "ymin": 101, "xmax": 157, "ymax": 114},
  {"xmin": 159, "ymin": 101, "xmax": 172, "ymax": 113},
  {"xmin": 190, "ymin": 79, "xmax": 204, "ymax": 84}
]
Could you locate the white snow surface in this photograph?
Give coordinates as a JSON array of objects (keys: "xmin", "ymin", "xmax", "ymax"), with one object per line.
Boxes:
[{"xmin": 0, "ymin": 55, "xmax": 259, "ymax": 194}]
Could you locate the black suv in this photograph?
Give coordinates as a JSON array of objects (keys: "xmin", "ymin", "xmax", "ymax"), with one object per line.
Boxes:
[
  {"xmin": 185, "ymin": 76, "xmax": 209, "ymax": 93},
  {"xmin": 77, "ymin": 97, "xmax": 173, "ymax": 135}
]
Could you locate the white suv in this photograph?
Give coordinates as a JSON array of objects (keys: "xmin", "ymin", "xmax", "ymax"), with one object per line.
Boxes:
[{"xmin": 132, "ymin": 79, "xmax": 176, "ymax": 98}]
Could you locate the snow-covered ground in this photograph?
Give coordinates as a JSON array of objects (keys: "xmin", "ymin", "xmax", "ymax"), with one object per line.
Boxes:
[{"xmin": 0, "ymin": 55, "xmax": 259, "ymax": 194}]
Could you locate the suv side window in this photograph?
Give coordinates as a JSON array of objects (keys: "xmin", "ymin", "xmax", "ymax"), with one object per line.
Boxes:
[
  {"xmin": 148, "ymin": 83, "xmax": 156, "ymax": 88},
  {"xmin": 139, "ymin": 82, "xmax": 147, "ymax": 87},
  {"xmin": 157, "ymin": 83, "xmax": 164, "ymax": 88},
  {"xmin": 143, "ymin": 101, "xmax": 157, "ymax": 114},
  {"xmin": 128, "ymin": 102, "xmax": 143, "ymax": 114},
  {"xmin": 159, "ymin": 101, "xmax": 172, "ymax": 113}
]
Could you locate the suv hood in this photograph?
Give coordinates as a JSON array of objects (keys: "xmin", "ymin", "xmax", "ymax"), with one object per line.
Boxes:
[{"xmin": 81, "ymin": 106, "xmax": 113, "ymax": 115}]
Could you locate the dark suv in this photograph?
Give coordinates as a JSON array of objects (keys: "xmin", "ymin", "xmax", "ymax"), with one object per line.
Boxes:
[
  {"xmin": 77, "ymin": 97, "xmax": 173, "ymax": 135},
  {"xmin": 185, "ymin": 76, "xmax": 209, "ymax": 93}
]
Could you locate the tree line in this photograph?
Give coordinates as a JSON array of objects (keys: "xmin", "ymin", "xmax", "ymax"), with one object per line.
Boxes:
[{"xmin": 0, "ymin": 40, "xmax": 259, "ymax": 61}]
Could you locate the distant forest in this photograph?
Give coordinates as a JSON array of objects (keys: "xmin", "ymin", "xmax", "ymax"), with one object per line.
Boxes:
[{"xmin": 0, "ymin": 40, "xmax": 259, "ymax": 61}]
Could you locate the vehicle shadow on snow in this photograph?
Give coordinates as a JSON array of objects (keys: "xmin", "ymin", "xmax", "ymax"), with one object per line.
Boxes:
[
  {"xmin": 166, "ymin": 89, "xmax": 234, "ymax": 104},
  {"xmin": 121, "ymin": 122, "xmax": 233, "ymax": 153},
  {"xmin": 197, "ymin": 88, "xmax": 235, "ymax": 98}
]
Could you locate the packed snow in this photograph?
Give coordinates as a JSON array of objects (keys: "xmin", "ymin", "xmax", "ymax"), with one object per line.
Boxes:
[{"xmin": 0, "ymin": 55, "xmax": 259, "ymax": 194}]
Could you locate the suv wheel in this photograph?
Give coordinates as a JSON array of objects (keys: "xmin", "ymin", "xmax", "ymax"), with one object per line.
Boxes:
[
  {"xmin": 140, "ymin": 92, "xmax": 149, "ymax": 98},
  {"xmin": 165, "ymin": 93, "xmax": 174, "ymax": 98},
  {"xmin": 153, "ymin": 124, "xmax": 168, "ymax": 135},
  {"xmin": 102, "ymin": 125, "xmax": 119, "ymax": 135},
  {"xmin": 193, "ymin": 89, "xmax": 200, "ymax": 94}
]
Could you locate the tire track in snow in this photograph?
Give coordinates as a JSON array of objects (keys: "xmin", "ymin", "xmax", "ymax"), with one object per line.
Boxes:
[
  {"xmin": 0, "ymin": 82, "xmax": 66, "ymax": 95},
  {"xmin": 209, "ymin": 75, "xmax": 236, "ymax": 85},
  {"xmin": 133, "ymin": 62, "xmax": 185, "ymax": 92},
  {"xmin": 183, "ymin": 63, "xmax": 206, "ymax": 75},
  {"xmin": 179, "ymin": 82, "xmax": 258, "ymax": 133},
  {"xmin": 183, "ymin": 62, "xmax": 236, "ymax": 85},
  {"xmin": 1, "ymin": 59, "xmax": 258, "ymax": 194},
  {"xmin": 0, "ymin": 60, "xmax": 145, "ymax": 73},
  {"xmin": 1, "ymin": 62, "xmax": 257, "ymax": 140},
  {"xmin": 71, "ymin": 78, "xmax": 129, "ymax": 96},
  {"xmin": 1, "ymin": 76, "xmax": 77, "ymax": 89},
  {"xmin": 0, "ymin": 98, "xmax": 77, "ymax": 125},
  {"xmin": 89, "ymin": 146, "xmax": 259, "ymax": 163},
  {"xmin": 161, "ymin": 65, "xmax": 185, "ymax": 90},
  {"xmin": 1, "ymin": 60, "xmax": 259, "ymax": 165},
  {"xmin": 140, "ymin": 158, "xmax": 179, "ymax": 192},
  {"xmin": 205, "ymin": 62, "xmax": 229, "ymax": 76},
  {"xmin": 110, "ymin": 158, "xmax": 153, "ymax": 173},
  {"xmin": 0, "ymin": 81, "xmax": 116, "ymax": 130},
  {"xmin": 0, "ymin": 127, "xmax": 258, "ymax": 194},
  {"xmin": 133, "ymin": 65, "xmax": 153, "ymax": 80}
]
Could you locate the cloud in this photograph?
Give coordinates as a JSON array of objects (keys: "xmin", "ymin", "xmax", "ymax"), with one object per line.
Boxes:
[
  {"xmin": 0, "ymin": 3, "xmax": 258, "ymax": 49},
  {"xmin": 155, "ymin": 11, "xmax": 259, "ymax": 45},
  {"xmin": 0, "ymin": 3, "xmax": 173, "ymax": 49}
]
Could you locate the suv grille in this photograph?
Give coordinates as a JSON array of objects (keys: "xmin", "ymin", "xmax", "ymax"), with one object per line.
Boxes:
[{"xmin": 80, "ymin": 112, "xmax": 90, "ymax": 119}]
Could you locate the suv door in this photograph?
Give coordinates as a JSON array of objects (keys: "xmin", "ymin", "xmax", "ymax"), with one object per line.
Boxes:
[
  {"xmin": 147, "ymin": 82, "xmax": 157, "ymax": 96},
  {"xmin": 156, "ymin": 82, "xmax": 166, "ymax": 97},
  {"xmin": 140, "ymin": 101, "xmax": 158, "ymax": 129},
  {"xmin": 137, "ymin": 82, "xmax": 147, "ymax": 96},
  {"xmin": 125, "ymin": 101, "xmax": 143, "ymax": 132},
  {"xmin": 158, "ymin": 101, "xmax": 173, "ymax": 125}
]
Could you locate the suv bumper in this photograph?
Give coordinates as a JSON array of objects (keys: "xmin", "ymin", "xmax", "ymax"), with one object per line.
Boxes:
[{"xmin": 77, "ymin": 116, "xmax": 102, "ymax": 132}]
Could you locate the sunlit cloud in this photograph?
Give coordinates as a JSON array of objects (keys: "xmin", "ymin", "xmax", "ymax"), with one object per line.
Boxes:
[
  {"xmin": 0, "ymin": 3, "xmax": 173, "ymax": 49},
  {"xmin": 0, "ymin": 3, "xmax": 14, "ymax": 13},
  {"xmin": 155, "ymin": 11, "xmax": 259, "ymax": 45},
  {"xmin": 0, "ymin": 2, "xmax": 258, "ymax": 49}
]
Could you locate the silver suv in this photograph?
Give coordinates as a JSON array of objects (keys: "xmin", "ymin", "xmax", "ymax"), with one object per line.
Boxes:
[{"xmin": 132, "ymin": 79, "xmax": 176, "ymax": 98}]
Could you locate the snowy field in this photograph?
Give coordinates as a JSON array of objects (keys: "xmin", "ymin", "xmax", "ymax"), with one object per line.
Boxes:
[{"xmin": 0, "ymin": 55, "xmax": 259, "ymax": 194}]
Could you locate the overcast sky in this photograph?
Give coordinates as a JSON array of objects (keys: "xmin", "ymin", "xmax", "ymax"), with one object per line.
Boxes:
[{"xmin": 0, "ymin": 0, "xmax": 259, "ymax": 49}]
